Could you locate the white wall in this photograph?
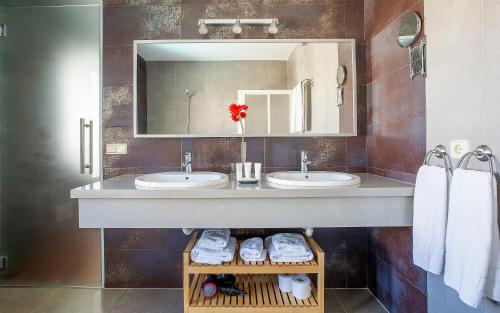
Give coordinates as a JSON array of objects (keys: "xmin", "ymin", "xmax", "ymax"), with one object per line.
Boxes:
[
  {"xmin": 287, "ymin": 43, "xmax": 340, "ymax": 133},
  {"xmin": 426, "ymin": 0, "xmax": 500, "ymax": 170},
  {"xmin": 426, "ymin": 0, "xmax": 500, "ymax": 312}
]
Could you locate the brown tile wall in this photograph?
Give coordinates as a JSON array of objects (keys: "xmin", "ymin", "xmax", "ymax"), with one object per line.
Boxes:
[
  {"xmin": 102, "ymin": 0, "xmax": 368, "ymax": 288},
  {"xmin": 368, "ymin": 228, "xmax": 427, "ymax": 313},
  {"xmin": 364, "ymin": 0, "xmax": 427, "ymax": 312},
  {"xmin": 365, "ymin": 0, "xmax": 425, "ymax": 183}
]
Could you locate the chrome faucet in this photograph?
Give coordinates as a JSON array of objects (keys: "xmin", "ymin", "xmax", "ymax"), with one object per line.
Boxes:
[
  {"xmin": 301, "ymin": 151, "xmax": 311, "ymax": 175},
  {"xmin": 183, "ymin": 152, "xmax": 192, "ymax": 175}
]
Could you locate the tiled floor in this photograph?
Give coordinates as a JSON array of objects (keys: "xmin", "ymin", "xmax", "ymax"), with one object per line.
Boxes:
[{"xmin": 0, "ymin": 287, "xmax": 387, "ymax": 313}]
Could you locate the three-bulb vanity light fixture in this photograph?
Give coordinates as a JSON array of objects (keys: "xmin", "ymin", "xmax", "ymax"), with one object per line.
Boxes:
[{"xmin": 198, "ymin": 18, "xmax": 279, "ymax": 35}]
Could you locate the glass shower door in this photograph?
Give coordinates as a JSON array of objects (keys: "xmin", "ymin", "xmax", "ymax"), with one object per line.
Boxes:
[{"xmin": 0, "ymin": 3, "xmax": 101, "ymax": 286}]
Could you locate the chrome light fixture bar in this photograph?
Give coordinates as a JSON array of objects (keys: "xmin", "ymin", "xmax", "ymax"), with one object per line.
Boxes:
[
  {"xmin": 232, "ymin": 19, "xmax": 242, "ymax": 34},
  {"xmin": 198, "ymin": 18, "xmax": 279, "ymax": 35}
]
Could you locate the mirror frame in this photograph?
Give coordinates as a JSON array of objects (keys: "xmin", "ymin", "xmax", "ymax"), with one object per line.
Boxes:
[
  {"xmin": 397, "ymin": 12, "xmax": 422, "ymax": 48},
  {"xmin": 133, "ymin": 39, "xmax": 357, "ymax": 138}
]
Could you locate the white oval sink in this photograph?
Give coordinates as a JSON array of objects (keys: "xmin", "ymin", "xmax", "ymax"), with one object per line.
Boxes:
[
  {"xmin": 266, "ymin": 171, "xmax": 361, "ymax": 187},
  {"xmin": 135, "ymin": 172, "xmax": 229, "ymax": 189}
]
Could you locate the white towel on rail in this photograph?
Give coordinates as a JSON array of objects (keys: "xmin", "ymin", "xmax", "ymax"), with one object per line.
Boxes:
[
  {"xmin": 290, "ymin": 83, "xmax": 304, "ymax": 133},
  {"xmin": 444, "ymin": 169, "xmax": 497, "ymax": 308},
  {"xmin": 197, "ymin": 229, "xmax": 230, "ymax": 251},
  {"xmin": 413, "ymin": 164, "xmax": 449, "ymax": 274},
  {"xmin": 486, "ymin": 176, "xmax": 500, "ymax": 302},
  {"xmin": 191, "ymin": 237, "xmax": 236, "ymax": 265}
]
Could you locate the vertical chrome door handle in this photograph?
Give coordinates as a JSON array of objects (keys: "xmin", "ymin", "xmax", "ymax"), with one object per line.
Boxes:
[
  {"xmin": 80, "ymin": 118, "xmax": 93, "ymax": 174},
  {"xmin": 80, "ymin": 118, "xmax": 85, "ymax": 174},
  {"xmin": 87, "ymin": 120, "xmax": 93, "ymax": 175}
]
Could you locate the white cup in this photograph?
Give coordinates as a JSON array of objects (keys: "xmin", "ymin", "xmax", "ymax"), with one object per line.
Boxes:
[
  {"xmin": 236, "ymin": 163, "xmax": 243, "ymax": 180},
  {"xmin": 254, "ymin": 163, "xmax": 262, "ymax": 180},
  {"xmin": 244, "ymin": 162, "xmax": 252, "ymax": 179}
]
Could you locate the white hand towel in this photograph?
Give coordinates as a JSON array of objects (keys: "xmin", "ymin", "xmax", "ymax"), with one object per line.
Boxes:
[
  {"xmin": 290, "ymin": 83, "xmax": 304, "ymax": 133},
  {"xmin": 486, "ymin": 177, "xmax": 499, "ymax": 302},
  {"xmin": 271, "ymin": 233, "xmax": 309, "ymax": 253},
  {"xmin": 412, "ymin": 165, "xmax": 449, "ymax": 274},
  {"xmin": 241, "ymin": 249, "xmax": 267, "ymax": 262},
  {"xmin": 191, "ymin": 237, "xmax": 236, "ymax": 265},
  {"xmin": 267, "ymin": 241, "xmax": 314, "ymax": 263},
  {"xmin": 239, "ymin": 237, "xmax": 264, "ymax": 258},
  {"xmin": 266, "ymin": 236, "xmax": 314, "ymax": 263},
  {"xmin": 444, "ymin": 168, "xmax": 496, "ymax": 308},
  {"xmin": 197, "ymin": 229, "xmax": 230, "ymax": 251}
]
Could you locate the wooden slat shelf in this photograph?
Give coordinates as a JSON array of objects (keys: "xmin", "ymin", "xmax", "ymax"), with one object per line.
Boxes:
[
  {"xmin": 188, "ymin": 249, "xmax": 320, "ymax": 274},
  {"xmin": 183, "ymin": 232, "xmax": 325, "ymax": 313},
  {"xmin": 188, "ymin": 274, "xmax": 319, "ymax": 313}
]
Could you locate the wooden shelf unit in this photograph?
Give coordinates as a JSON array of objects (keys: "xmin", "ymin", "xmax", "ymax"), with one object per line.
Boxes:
[{"xmin": 183, "ymin": 232, "xmax": 325, "ymax": 313}]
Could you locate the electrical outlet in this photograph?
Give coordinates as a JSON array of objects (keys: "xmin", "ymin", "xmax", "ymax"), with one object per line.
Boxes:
[
  {"xmin": 450, "ymin": 140, "xmax": 469, "ymax": 159},
  {"xmin": 106, "ymin": 144, "xmax": 127, "ymax": 155}
]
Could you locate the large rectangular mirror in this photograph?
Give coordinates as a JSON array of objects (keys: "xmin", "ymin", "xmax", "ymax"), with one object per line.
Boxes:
[{"xmin": 134, "ymin": 40, "xmax": 357, "ymax": 137}]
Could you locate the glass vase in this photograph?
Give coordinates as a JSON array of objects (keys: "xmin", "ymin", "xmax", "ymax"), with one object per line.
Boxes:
[{"xmin": 240, "ymin": 141, "xmax": 247, "ymax": 163}]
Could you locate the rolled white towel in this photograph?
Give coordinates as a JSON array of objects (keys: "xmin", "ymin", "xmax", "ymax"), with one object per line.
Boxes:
[
  {"xmin": 241, "ymin": 249, "xmax": 267, "ymax": 262},
  {"xmin": 271, "ymin": 233, "xmax": 309, "ymax": 253},
  {"xmin": 197, "ymin": 229, "xmax": 230, "ymax": 251},
  {"xmin": 191, "ymin": 237, "xmax": 236, "ymax": 265},
  {"xmin": 240, "ymin": 237, "xmax": 264, "ymax": 258},
  {"xmin": 267, "ymin": 238, "xmax": 314, "ymax": 263}
]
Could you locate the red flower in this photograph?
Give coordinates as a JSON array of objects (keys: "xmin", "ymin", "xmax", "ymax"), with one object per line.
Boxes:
[{"xmin": 228, "ymin": 103, "xmax": 248, "ymax": 122}]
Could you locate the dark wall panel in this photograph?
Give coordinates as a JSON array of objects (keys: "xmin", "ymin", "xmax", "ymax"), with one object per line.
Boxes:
[
  {"xmin": 102, "ymin": 0, "xmax": 368, "ymax": 288},
  {"xmin": 364, "ymin": 0, "xmax": 427, "ymax": 312}
]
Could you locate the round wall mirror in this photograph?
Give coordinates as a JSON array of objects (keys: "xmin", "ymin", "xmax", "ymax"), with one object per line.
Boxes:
[
  {"xmin": 336, "ymin": 65, "xmax": 346, "ymax": 86},
  {"xmin": 397, "ymin": 12, "xmax": 422, "ymax": 48}
]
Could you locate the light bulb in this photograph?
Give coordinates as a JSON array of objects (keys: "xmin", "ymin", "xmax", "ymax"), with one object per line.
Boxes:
[
  {"xmin": 268, "ymin": 19, "xmax": 278, "ymax": 34},
  {"xmin": 198, "ymin": 20, "xmax": 208, "ymax": 35},
  {"xmin": 232, "ymin": 19, "xmax": 242, "ymax": 34}
]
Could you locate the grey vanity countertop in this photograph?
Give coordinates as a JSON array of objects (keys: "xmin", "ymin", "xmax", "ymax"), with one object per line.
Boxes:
[{"xmin": 71, "ymin": 173, "xmax": 414, "ymax": 199}]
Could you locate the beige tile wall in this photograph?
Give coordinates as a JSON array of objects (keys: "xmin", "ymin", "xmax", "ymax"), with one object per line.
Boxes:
[
  {"xmin": 426, "ymin": 0, "xmax": 500, "ymax": 175},
  {"xmin": 146, "ymin": 60, "xmax": 287, "ymax": 134},
  {"xmin": 145, "ymin": 42, "xmax": 357, "ymax": 136},
  {"xmin": 426, "ymin": 0, "xmax": 500, "ymax": 312},
  {"xmin": 287, "ymin": 43, "xmax": 342, "ymax": 133}
]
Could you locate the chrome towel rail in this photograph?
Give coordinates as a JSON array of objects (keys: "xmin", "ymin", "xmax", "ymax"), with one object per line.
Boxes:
[
  {"xmin": 456, "ymin": 145, "xmax": 494, "ymax": 174},
  {"xmin": 424, "ymin": 144, "xmax": 453, "ymax": 173}
]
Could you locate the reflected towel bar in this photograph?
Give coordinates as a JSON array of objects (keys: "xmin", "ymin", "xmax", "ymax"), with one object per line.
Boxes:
[{"xmin": 300, "ymin": 78, "xmax": 313, "ymax": 133}]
